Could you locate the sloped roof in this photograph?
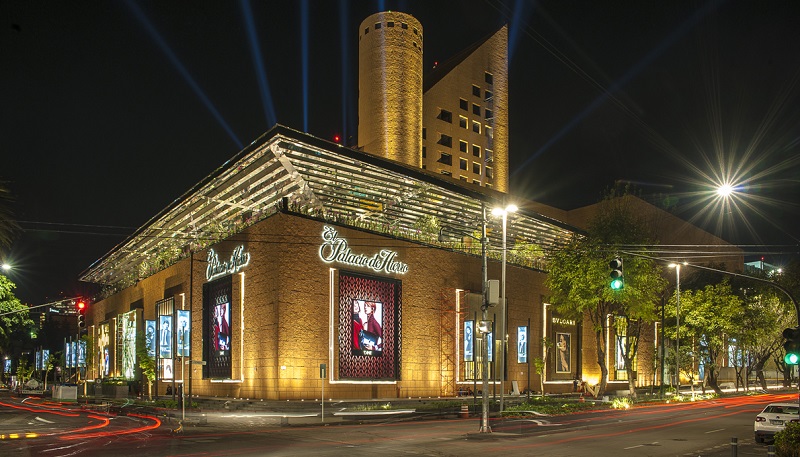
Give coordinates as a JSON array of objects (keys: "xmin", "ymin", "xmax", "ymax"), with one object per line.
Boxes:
[{"xmin": 80, "ymin": 125, "xmax": 578, "ymax": 287}]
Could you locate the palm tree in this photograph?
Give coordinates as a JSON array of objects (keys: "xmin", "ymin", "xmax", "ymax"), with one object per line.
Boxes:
[{"xmin": 0, "ymin": 182, "xmax": 19, "ymax": 249}]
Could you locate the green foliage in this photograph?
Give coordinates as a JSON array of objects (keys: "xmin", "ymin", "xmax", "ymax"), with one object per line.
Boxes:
[
  {"xmin": 504, "ymin": 396, "xmax": 603, "ymax": 416},
  {"xmin": 136, "ymin": 332, "xmax": 156, "ymax": 400},
  {"xmin": 15, "ymin": 358, "xmax": 32, "ymax": 382},
  {"xmin": 412, "ymin": 215, "xmax": 440, "ymax": 238},
  {"xmin": 545, "ymin": 195, "xmax": 666, "ymax": 394},
  {"xmin": 611, "ymin": 397, "xmax": 632, "ymax": 409},
  {"xmin": 774, "ymin": 421, "xmax": 800, "ymax": 457},
  {"xmin": 0, "ymin": 274, "xmax": 33, "ymax": 351},
  {"xmin": 665, "ymin": 281, "xmax": 743, "ymax": 389},
  {"xmin": 0, "ymin": 182, "xmax": 20, "ymax": 248}
]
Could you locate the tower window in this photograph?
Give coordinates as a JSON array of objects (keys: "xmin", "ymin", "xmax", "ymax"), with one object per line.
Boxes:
[
  {"xmin": 437, "ymin": 134, "xmax": 452, "ymax": 148},
  {"xmin": 472, "ymin": 104, "xmax": 480, "ymax": 116},
  {"xmin": 437, "ymin": 109, "xmax": 452, "ymax": 123},
  {"xmin": 422, "ymin": 128, "xmax": 426, "ymax": 139},
  {"xmin": 387, "ymin": 21, "xmax": 394, "ymax": 27},
  {"xmin": 422, "ymin": 146, "xmax": 426, "ymax": 159},
  {"xmin": 485, "ymin": 90, "xmax": 493, "ymax": 101},
  {"xmin": 460, "ymin": 158, "xmax": 468, "ymax": 171},
  {"xmin": 486, "ymin": 166, "xmax": 493, "ymax": 179},
  {"xmin": 472, "ymin": 85, "xmax": 481, "ymax": 97},
  {"xmin": 485, "ymin": 126, "xmax": 493, "ymax": 138},
  {"xmin": 485, "ymin": 109, "xmax": 493, "ymax": 120},
  {"xmin": 437, "ymin": 152, "xmax": 452, "ymax": 166},
  {"xmin": 472, "ymin": 121, "xmax": 481, "ymax": 133},
  {"xmin": 485, "ymin": 72, "xmax": 493, "ymax": 85},
  {"xmin": 375, "ymin": 23, "xmax": 382, "ymax": 29},
  {"xmin": 472, "ymin": 145, "xmax": 481, "ymax": 157},
  {"xmin": 441, "ymin": 170, "xmax": 452, "ymax": 177},
  {"xmin": 459, "ymin": 98, "xmax": 468, "ymax": 110},
  {"xmin": 459, "ymin": 140, "xmax": 467, "ymax": 153},
  {"xmin": 365, "ymin": 27, "xmax": 369, "ymax": 35},
  {"xmin": 473, "ymin": 163, "xmax": 481, "ymax": 174},
  {"xmin": 459, "ymin": 116, "xmax": 467, "ymax": 129},
  {"xmin": 401, "ymin": 22, "xmax": 408, "ymax": 29}
]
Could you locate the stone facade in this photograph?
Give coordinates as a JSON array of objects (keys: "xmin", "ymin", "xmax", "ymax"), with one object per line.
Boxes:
[
  {"xmin": 358, "ymin": 11, "xmax": 423, "ymax": 167},
  {"xmin": 422, "ymin": 26, "xmax": 509, "ymax": 192},
  {"xmin": 87, "ymin": 212, "xmax": 560, "ymax": 400}
]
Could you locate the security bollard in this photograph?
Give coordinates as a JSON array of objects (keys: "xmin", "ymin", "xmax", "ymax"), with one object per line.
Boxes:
[
  {"xmin": 767, "ymin": 444, "xmax": 775, "ymax": 457},
  {"xmin": 730, "ymin": 437, "xmax": 737, "ymax": 457}
]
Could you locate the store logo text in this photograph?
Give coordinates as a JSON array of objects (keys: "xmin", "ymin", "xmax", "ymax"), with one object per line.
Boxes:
[
  {"xmin": 206, "ymin": 245, "xmax": 251, "ymax": 281},
  {"xmin": 319, "ymin": 226, "xmax": 409, "ymax": 274}
]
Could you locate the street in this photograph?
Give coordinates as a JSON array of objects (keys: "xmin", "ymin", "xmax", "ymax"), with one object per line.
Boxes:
[{"xmin": 0, "ymin": 392, "xmax": 793, "ymax": 456}]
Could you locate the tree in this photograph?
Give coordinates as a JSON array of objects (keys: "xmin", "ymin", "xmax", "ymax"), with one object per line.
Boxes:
[
  {"xmin": 136, "ymin": 332, "xmax": 156, "ymax": 400},
  {"xmin": 0, "ymin": 181, "xmax": 19, "ymax": 249},
  {"xmin": 666, "ymin": 281, "xmax": 743, "ymax": 394},
  {"xmin": 0, "ymin": 274, "xmax": 33, "ymax": 354},
  {"xmin": 546, "ymin": 195, "xmax": 666, "ymax": 397},
  {"xmin": 43, "ymin": 351, "xmax": 61, "ymax": 391},
  {"xmin": 532, "ymin": 337, "xmax": 552, "ymax": 394}
]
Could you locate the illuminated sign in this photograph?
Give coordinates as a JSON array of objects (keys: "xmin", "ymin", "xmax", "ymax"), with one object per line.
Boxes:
[
  {"xmin": 552, "ymin": 317, "xmax": 576, "ymax": 326},
  {"xmin": 206, "ymin": 245, "xmax": 251, "ymax": 281},
  {"xmin": 517, "ymin": 326, "xmax": 528, "ymax": 363},
  {"xmin": 319, "ymin": 226, "xmax": 409, "ymax": 274}
]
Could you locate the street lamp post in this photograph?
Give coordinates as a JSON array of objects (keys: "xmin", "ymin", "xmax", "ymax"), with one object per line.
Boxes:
[
  {"xmin": 479, "ymin": 204, "xmax": 491, "ymax": 433},
  {"xmin": 492, "ymin": 204, "xmax": 517, "ymax": 412},
  {"xmin": 669, "ymin": 263, "xmax": 683, "ymax": 391}
]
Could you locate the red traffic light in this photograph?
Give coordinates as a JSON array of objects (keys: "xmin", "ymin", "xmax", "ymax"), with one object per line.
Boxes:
[{"xmin": 76, "ymin": 301, "xmax": 86, "ymax": 311}]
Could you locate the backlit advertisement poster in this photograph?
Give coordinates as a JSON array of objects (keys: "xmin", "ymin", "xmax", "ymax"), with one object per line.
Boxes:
[
  {"xmin": 464, "ymin": 321, "xmax": 474, "ymax": 362},
  {"xmin": 77, "ymin": 341, "xmax": 86, "ymax": 368},
  {"xmin": 351, "ymin": 300, "xmax": 383, "ymax": 356},
  {"xmin": 120, "ymin": 310, "xmax": 136, "ymax": 379},
  {"xmin": 176, "ymin": 310, "xmax": 191, "ymax": 357},
  {"xmin": 145, "ymin": 320, "xmax": 156, "ymax": 358},
  {"xmin": 65, "ymin": 340, "xmax": 72, "ymax": 368},
  {"xmin": 4, "ymin": 358, "xmax": 11, "ymax": 373},
  {"xmin": 517, "ymin": 326, "xmax": 528, "ymax": 363},
  {"xmin": 338, "ymin": 271, "xmax": 401, "ymax": 380},
  {"xmin": 41, "ymin": 349, "xmax": 50, "ymax": 370},
  {"xmin": 98, "ymin": 322, "xmax": 110, "ymax": 377},
  {"xmin": 159, "ymin": 314, "xmax": 173, "ymax": 359},
  {"xmin": 556, "ymin": 332, "xmax": 571, "ymax": 373},
  {"xmin": 488, "ymin": 332, "xmax": 493, "ymax": 362},
  {"xmin": 203, "ymin": 275, "xmax": 233, "ymax": 379},
  {"xmin": 35, "ymin": 351, "xmax": 41, "ymax": 371},
  {"xmin": 161, "ymin": 359, "xmax": 173, "ymax": 380}
]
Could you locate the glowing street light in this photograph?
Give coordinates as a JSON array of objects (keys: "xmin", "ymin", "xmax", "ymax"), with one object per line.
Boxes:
[
  {"xmin": 1, "ymin": 263, "xmax": 10, "ymax": 272},
  {"xmin": 716, "ymin": 183, "xmax": 734, "ymax": 198}
]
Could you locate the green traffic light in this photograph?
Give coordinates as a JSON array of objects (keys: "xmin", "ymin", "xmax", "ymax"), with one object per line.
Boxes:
[
  {"xmin": 610, "ymin": 278, "xmax": 623, "ymax": 290},
  {"xmin": 785, "ymin": 352, "xmax": 800, "ymax": 365}
]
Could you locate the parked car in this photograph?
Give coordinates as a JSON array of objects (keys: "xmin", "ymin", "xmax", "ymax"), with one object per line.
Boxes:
[{"xmin": 754, "ymin": 401, "xmax": 799, "ymax": 443}]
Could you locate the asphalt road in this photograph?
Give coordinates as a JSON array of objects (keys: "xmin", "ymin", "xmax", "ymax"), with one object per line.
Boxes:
[{"xmin": 1, "ymin": 391, "xmax": 793, "ymax": 456}]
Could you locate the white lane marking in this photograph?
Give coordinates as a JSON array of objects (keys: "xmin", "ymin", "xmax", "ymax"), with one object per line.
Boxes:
[
  {"xmin": 624, "ymin": 444, "xmax": 644, "ymax": 450},
  {"xmin": 705, "ymin": 428, "xmax": 725, "ymax": 434},
  {"xmin": 36, "ymin": 416, "xmax": 55, "ymax": 424}
]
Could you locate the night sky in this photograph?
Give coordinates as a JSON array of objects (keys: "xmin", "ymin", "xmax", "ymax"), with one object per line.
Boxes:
[{"xmin": 2, "ymin": 1, "xmax": 799, "ymax": 305}]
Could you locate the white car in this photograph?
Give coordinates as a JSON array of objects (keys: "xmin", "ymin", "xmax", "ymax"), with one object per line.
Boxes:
[{"xmin": 754, "ymin": 401, "xmax": 799, "ymax": 443}]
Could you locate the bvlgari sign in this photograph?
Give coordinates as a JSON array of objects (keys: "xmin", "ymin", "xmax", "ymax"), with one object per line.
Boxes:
[
  {"xmin": 206, "ymin": 245, "xmax": 251, "ymax": 281},
  {"xmin": 319, "ymin": 226, "xmax": 409, "ymax": 274}
]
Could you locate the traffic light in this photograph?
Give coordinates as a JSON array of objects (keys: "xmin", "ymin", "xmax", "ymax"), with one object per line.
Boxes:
[
  {"xmin": 609, "ymin": 257, "xmax": 624, "ymax": 290},
  {"xmin": 783, "ymin": 326, "xmax": 800, "ymax": 365},
  {"xmin": 76, "ymin": 299, "xmax": 87, "ymax": 333}
]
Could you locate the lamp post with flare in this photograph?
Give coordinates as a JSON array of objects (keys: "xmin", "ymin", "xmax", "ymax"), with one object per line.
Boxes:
[{"xmin": 491, "ymin": 203, "xmax": 517, "ymax": 412}]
